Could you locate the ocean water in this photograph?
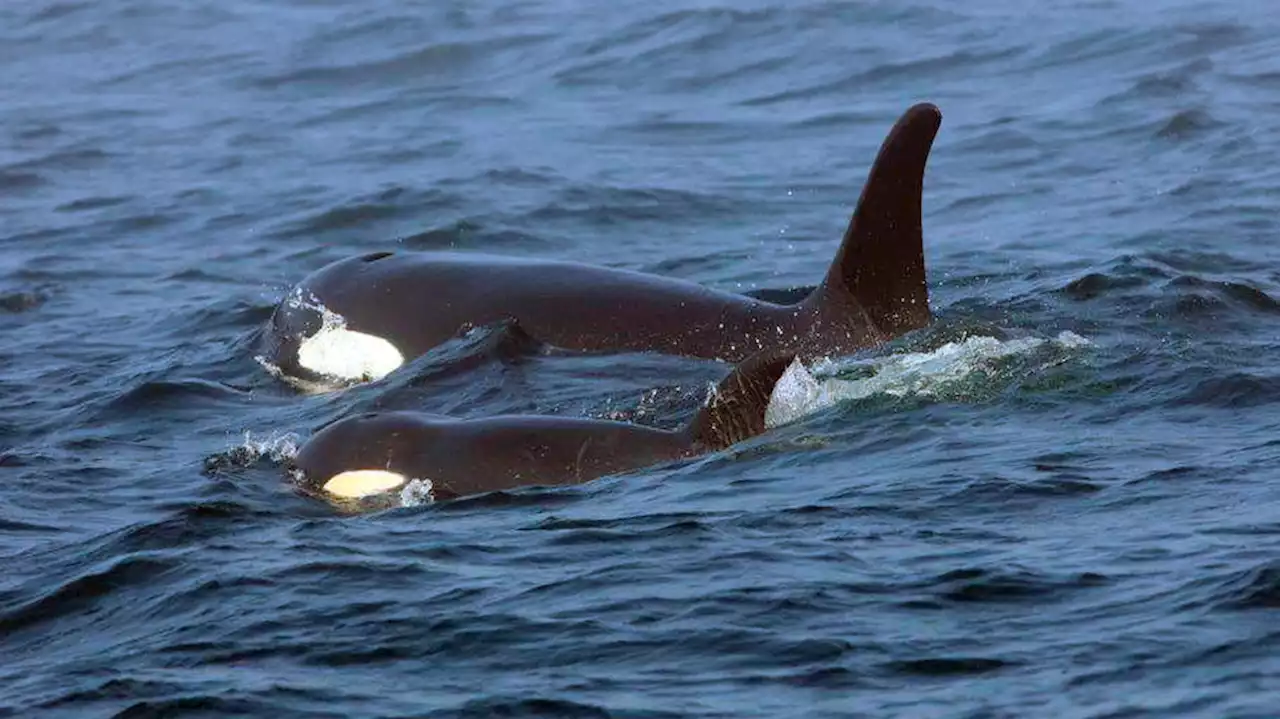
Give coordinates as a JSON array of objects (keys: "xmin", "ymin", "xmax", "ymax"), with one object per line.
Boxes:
[{"xmin": 3, "ymin": 0, "xmax": 1280, "ymax": 716}]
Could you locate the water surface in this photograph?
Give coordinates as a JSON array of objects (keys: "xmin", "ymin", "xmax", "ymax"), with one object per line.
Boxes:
[{"xmin": 3, "ymin": 1, "xmax": 1279, "ymax": 716}]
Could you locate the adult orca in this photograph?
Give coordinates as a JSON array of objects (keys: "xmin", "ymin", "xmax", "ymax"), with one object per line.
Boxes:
[
  {"xmin": 262, "ymin": 103, "xmax": 942, "ymax": 386},
  {"xmin": 290, "ymin": 350, "xmax": 795, "ymax": 506}
]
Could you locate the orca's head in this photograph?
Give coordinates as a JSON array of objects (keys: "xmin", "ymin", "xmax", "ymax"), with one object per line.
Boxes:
[
  {"xmin": 261, "ymin": 283, "xmax": 404, "ymax": 389},
  {"xmin": 289, "ymin": 412, "xmax": 435, "ymax": 509},
  {"xmin": 261, "ymin": 287, "xmax": 324, "ymax": 381}
]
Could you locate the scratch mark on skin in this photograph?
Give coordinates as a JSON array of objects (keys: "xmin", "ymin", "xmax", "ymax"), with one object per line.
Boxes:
[{"xmin": 575, "ymin": 437, "xmax": 593, "ymax": 484}]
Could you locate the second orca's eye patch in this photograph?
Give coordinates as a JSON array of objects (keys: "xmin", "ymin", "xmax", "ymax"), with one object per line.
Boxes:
[{"xmin": 323, "ymin": 469, "xmax": 407, "ymax": 498}]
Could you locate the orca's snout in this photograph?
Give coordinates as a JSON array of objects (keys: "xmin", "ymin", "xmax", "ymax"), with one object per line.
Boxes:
[
  {"xmin": 261, "ymin": 287, "xmax": 404, "ymax": 386},
  {"xmin": 262, "ymin": 294, "xmax": 323, "ymax": 373}
]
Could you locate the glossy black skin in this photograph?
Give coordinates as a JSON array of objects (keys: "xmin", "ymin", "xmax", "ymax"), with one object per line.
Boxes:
[
  {"xmin": 294, "ymin": 410, "xmax": 697, "ymax": 502},
  {"xmin": 292, "ymin": 349, "xmax": 797, "ymax": 503},
  {"xmin": 267, "ymin": 250, "xmax": 852, "ymax": 362},
  {"xmin": 263, "ymin": 103, "xmax": 942, "ymax": 380}
]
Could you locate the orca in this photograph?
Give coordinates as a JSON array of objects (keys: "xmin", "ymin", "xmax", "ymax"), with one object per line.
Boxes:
[
  {"xmin": 290, "ymin": 350, "xmax": 796, "ymax": 505},
  {"xmin": 262, "ymin": 103, "xmax": 942, "ymax": 386}
]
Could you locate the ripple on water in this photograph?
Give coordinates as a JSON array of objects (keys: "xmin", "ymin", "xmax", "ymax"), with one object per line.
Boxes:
[{"xmin": 4, "ymin": 0, "xmax": 1280, "ymax": 716}]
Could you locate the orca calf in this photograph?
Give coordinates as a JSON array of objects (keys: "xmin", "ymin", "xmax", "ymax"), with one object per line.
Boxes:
[
  {"xmin": 263, "ymin": 103, "xmax": 942, "ymax": 386},
  {"xmin": 291, "ymin": 350, "xmax": 796, "ymax": 504}
]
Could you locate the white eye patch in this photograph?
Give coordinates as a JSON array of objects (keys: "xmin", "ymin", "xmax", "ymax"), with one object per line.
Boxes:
[
  {"xmin": 298, "ymin": 326, "xmax": 404, "ymax": 382},
  {"xmin": 322, "ymin": 469, "xmax": 408, "ymax": 498}
]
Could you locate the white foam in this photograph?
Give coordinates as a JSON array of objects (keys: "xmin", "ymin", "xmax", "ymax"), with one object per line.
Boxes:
[
  {"xmin": 764, "ymin": 357, "xmax": 834, "ymax": 429},
  {"xmin": 765, "ymin": 331, "xmax": 1091, "ymax": 428},
  {"xmin": 236, "ymin": 430, "xmax": 301, "ymax": 463},
  {"xmin": 253, "ymin": 355, "xmax": 336, "ymax": 395},
  {"xmin": 399, "ymin": 478, "xmax": 436, "ymax": 508}
]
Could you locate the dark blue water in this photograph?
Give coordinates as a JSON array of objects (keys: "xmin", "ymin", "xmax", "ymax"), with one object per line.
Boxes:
[{"xmin": 4, "ymin": 1, "xmax": 1280, "ymax": 716}]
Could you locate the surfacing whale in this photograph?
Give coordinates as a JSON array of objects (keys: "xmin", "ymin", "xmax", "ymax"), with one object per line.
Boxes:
[
  {"xmin": 262, "ymin": 103, "xmax": 943, "ymax": 386},
  {"xmin": 290, "ymin": 350, "xmax": 797, "ymax": 507}
]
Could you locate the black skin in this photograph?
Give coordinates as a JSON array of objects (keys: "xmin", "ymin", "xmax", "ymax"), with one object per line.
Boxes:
[
  {"xmin": 264, "ymin": 103, "xmax": 942, "ymax": 383},
  {"xmin": 293, "ymin": 350, "xmax": 796, "ymax": 503}
]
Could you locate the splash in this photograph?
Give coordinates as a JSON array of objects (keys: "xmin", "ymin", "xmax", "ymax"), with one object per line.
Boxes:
[
  {"xmin": 399, "ymin": 478, "xmax": 436, "ymax": 508},
  {"xmin": 765, "ymin": 331, "xmax": 1091, "ymax": 428},
  {"xmin": 202, "ymin": 430, "xmax": 301, "ymax": 474}
]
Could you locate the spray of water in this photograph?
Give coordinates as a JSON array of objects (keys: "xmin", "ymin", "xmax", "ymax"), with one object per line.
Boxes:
[{"xmin": 766, "ymin": 331, "xmax": 1092, "ymax": 428}]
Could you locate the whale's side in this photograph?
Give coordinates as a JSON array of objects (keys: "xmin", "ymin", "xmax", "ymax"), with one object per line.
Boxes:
[
  {"xmin": 290, "ymin": 350, "xmax": 798, "ymax": 506},
  {"xmin": 261, "ymin": 103, "xmax": 942, "ymax": 388}
]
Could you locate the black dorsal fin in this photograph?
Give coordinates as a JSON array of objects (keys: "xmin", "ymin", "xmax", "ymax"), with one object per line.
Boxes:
[
  {"xmin": 806, "ymin": 102, "xmax": 942, "ymax": 337},
  {"xmin": 686, "ymin": 349, "xmax": 798, "ymax": 450}
]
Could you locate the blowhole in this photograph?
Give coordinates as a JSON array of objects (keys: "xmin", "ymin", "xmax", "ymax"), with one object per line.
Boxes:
[{"xmin": 361, "ymin": 251, "xmax": 393, "ymax": 263}]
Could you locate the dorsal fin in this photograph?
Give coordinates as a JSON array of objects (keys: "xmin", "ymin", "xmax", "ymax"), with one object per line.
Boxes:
[
  {"xmin": 686, "ymin": 350, "xmax": 797, "ymax": 450},
  {"xmin": 806, "ymin": 102, "xmax": 942, "ymax": 337}
]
